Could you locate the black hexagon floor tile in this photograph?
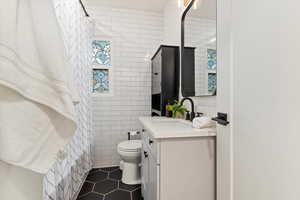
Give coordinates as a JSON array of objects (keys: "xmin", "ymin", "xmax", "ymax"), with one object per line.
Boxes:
[
  {"xmin": 78, "ymin": 182, "xmax": 94, "ymax": 197},
  {"xmin": 86, "ymin": 171, "xmax": 108, "ymax": 183},
  {"xmin": 94, "ymin": 179, "xmax": 118, "ymax": 195},
  {"xmin": 90, "ymin": 168, "xmax": 101, "ymax": 174},
  {"xmin": 78, "ymin": 192, "xmax": 104, "ymax": 200},
  {"xmin": 132, "ymin": 188, "xmax": 142, "ymax": 200},
  {"xmin": 104, "ymin": 190, "xmax": 131, "ymax": 200},
  {"xmin": 77, "ymin": 167, "xmax": 143, "ymax": 200},
  {"xmin": 119, "ymin": 182, "xmax": 141, "ymax": 192},
  {"xmin": 109, "ymin": 169, "xmax": 122, "ymax": 180},
  {"xmin": 100, "ymin": 166, "xmax": 119, "ymax": 172}
]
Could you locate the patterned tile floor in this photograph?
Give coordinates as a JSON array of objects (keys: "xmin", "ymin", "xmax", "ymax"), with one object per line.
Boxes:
[{"xmin": 77, "ymin": 167, "xmax": 142, "ymax": 200}]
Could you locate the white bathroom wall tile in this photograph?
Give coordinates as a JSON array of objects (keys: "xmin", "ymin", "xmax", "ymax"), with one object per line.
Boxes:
[{"xmin": 86, "ymin": 4, "xmax": 163, "ymax": 167}]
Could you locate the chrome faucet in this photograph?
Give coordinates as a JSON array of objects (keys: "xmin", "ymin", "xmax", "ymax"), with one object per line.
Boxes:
[{"xmin": 179, "ymin": 97, "xmax": 195, "ymax": 121}]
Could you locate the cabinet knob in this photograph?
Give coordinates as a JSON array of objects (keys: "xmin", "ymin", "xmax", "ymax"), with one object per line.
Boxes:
[{"xmin": 144, "ymin": 151, "xmax": 148, "ymax": 158}]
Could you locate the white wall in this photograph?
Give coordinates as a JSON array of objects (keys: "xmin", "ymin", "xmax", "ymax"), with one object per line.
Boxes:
[
  {"xmin": 227, "ymin": 0, "xmax": 300, "ymax": 199},
  {"xmin": 190, "ymin": 96, "xmax": 216, "ymax": 117},
  {"xmin": 87, "ymin": 2, "xmax": 163, "ymax": 167},
  {"xmin": 163, "ymin": 0, "xmax": 184, "ymax": 45}
]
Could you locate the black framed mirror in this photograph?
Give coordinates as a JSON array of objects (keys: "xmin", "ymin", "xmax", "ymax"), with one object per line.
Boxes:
[{"xmin": 181, "ymin": 0, "xmax": 217, "ymax": 97}]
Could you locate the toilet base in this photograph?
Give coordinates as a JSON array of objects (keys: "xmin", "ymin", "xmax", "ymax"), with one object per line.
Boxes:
[
  {"xmin": 121, "ymin": 161, "xmax": 141, "ymax": 185},
  {"xmin": 120, "ymin": 160, "xmax": 124, "ymax": 170}
]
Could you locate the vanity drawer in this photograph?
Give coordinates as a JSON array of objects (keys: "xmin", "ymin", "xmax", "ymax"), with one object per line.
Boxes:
[{"xmin": 142, "ymin": 129, "xmax": 159, "ymax": 162}]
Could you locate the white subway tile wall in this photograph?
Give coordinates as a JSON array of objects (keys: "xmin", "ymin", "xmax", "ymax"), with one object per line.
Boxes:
[
  {"xmin": 87, "ymin": 4, "xmax": 164, "ymax": 167},
  {"xmin": 192, "ymin": 96, "xmax": 217, "ymax": 117}
]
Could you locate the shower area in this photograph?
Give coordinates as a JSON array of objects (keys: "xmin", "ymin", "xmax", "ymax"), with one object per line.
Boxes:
[{"xmin": 43, "ymin": 0, "xmax": 94, "ymax": 199}]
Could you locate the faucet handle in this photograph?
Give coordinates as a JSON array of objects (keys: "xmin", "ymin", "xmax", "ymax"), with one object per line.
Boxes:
[{"xmin": 196, "ymin": 112, "xmax": 204, "ymax": 117}]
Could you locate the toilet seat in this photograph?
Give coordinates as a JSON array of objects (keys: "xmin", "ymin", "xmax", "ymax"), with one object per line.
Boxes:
[{"xmin": 118, "ymin": 140, "xmax": 142, "ymax": 152}]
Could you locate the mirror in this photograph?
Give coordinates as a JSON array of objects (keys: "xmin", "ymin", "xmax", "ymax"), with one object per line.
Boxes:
[{"xmin": 181, "ymin": 0, "xmax": 217, "ymax": 97}]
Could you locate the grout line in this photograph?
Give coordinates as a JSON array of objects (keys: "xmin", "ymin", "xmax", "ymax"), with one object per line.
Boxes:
[
  {"xmin": 92, "ymin": 182, "xmax": 96, "ymax": 192},
  {"xmin": 77, "ymin": 192, "xmax": 90, "ymax": 199},
  {"xmin": 118, "ymin": 188, "xmax": 133, "ymax": 192},
  {"xmin": 85, "ymin": 180, "xmax": 95, "ymax": 184},
  {"xmin": 103, "ymin": 188, "xmax": 118, "ymax": 196},
  {"xmin": 131, "ymin": 187, "xmax": 141, "ymax": 192},
  {"xmin": 93, "ymin": 190, "xmax": 107, "ymax": 196}
]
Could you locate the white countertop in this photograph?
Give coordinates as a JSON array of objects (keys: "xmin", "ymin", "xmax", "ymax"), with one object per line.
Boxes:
[{"xmin": 139, "ymin": 117, "xmax": 217, "ymax": 139}]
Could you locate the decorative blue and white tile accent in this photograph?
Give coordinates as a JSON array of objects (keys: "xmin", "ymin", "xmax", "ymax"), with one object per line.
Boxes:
[
  {"xmin": 92, "ymin": 40, "xmax": 111, "ymax": 66},
  {"xmin": 207, "ymin": 49, "xmax": 217, "ymax": 93},
  {"xmin": 43, "ymin": 0, "xmax": 94, "ymax": 200},
  {"xmin": 93, "ymin": 69, "xmax": 109, "ymax": 93},
  {"xmin": 207, "ymin": 49, "xmax": 217, "ymax": 71},
  {"xmin": 208, "ymin": 73, "xmax": 217, "ymax": 93}
]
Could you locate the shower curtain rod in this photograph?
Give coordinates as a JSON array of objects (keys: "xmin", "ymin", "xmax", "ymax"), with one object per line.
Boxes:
[{"xmin": 79, "ymin": 0, "xmax": 89, "ymax": 17}]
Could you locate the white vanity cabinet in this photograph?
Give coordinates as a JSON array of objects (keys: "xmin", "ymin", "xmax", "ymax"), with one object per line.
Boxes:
[
  {"xmin": 141, "ymin": 130, "xmax": 159, "ymax": 200},
  {"xmin": 140, "ymin": 117, "xmax": 216, "ymax": 200}
]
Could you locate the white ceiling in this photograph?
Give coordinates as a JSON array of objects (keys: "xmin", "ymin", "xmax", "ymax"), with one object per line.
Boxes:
[{"xmin": 85, "ymin": 0, "xmax": 169, "ymax": 12}]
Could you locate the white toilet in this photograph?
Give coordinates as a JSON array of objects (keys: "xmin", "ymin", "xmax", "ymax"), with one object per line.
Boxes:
[{"xmin": 117, "ymin": 140, "xmax": 142, "ymax": 185}]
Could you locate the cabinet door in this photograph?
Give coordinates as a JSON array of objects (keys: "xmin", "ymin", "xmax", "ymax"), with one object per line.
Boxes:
[
  {"xmin": 148, "ymin": 153, "xmax": 159, "ymax": 200},
  {"xmin": 152, "ymin": 51, "xmax": 162, "ymax": 95},
  {"xmin": 141, "ymin": 145, "xmax": 149, "ymax": 199}
]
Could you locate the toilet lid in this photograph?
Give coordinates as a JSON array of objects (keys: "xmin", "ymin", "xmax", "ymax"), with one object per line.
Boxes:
[{"xmin": 118, "ymin": 140, "xmax": 142, "ymax": 152}]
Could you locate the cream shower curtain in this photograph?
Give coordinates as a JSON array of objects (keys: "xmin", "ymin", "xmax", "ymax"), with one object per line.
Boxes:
[
  {"xmin": 0, "ymin": 0, "xmax": 94, "ymax": 199},
  {"xmin": 0, "ymin": 0, "xmax": 77, "ymax": 173},
  {"xmin": 43, "ymin": 0, "xmax": 94, "ymax": 199}
]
